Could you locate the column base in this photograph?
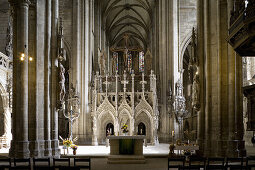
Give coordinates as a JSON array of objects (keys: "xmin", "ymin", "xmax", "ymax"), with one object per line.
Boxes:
[
  {"xmin": 237, "ymin": 140, "xmax": 246, "ymax": 157},
  {"xmin": 227, "ymin": 140, "xmax": 239, "ymax": 157},
  {"xmin": 204, "ymin": 139, "xmax": 215, "ymax": 157},
  {"xmin": 44, "ymin": 140, "xmax": 52, "ymax": 157},
  {"xmin": 196, "ymin": 138, "xmax": 205, "ymax": 156},
  {"xmin": 9, "ymin": 140, "xmax": 30, "ymax": 158},
  {"xmin": 217, "ymin": 140, "xmax": 229, "ymax": 157},
  {"xmin": 51, "ymin": 139, "xmax": 60, "ymax": 158},
  {"xmin": 30, "ymin": 140, "xmax": 45, "ymax": 158}
]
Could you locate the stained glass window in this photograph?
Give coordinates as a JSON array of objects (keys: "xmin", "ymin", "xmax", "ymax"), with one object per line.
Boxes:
[
  {"xmin": 127, "ymin": 52, "xmax": 132, "ymax": 73},
  {"xmin": 139, "ymin": 51, "xmax": 144, "ymax": 72}
]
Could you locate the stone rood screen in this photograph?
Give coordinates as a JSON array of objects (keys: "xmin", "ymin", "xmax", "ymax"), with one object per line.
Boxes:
[{"xmin": 90, "ymin": 70, "xmax": 159, "ymax": 145}]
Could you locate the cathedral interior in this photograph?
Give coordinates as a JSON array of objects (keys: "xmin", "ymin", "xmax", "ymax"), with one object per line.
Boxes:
[{"xmin": 0, "ymin": 0, "xmax": 255, "ymax": 168}]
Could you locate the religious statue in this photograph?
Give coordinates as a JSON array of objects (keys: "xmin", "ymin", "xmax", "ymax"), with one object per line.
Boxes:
[
  {"xmin": 57, "ymin": 18, "xmax": 66, "ymax": 62},
  {"xmin": 98, "ymin": 48, "xmax": 106, "ymax": 75},
  {"xmin": 192, "ymin": 74, "xmax": 200, "ymax": 111},
  {"xmin": 58, "ymin": 48, "xmax": 66, "ymax": 62},
  {"xmin": 59, "ymin": 63, "xmax": 66, "ymax": 103},
  {"xmin": 123, "ymin": 47, "xmax": 129, "ymax": 69}
]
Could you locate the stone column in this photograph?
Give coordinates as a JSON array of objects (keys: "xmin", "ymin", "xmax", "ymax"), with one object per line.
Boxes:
[
  {"xmin": 197, "ymin": 0, "xmax": 246, "ymax": 157},
  {"xmin": 77, "ymin": 0, "xmax": 94, "ymax": 144},
  {"xmin": 196, "ymin": 0, "xmax": 206, "ymax": 155},
  {"xmin": 44, "ymin": 0, "xmax": 52, "ymax": 157},
  {"xmin": 51, "ymin": 0, "xmax": 60, "ymax": 157},
  {"xmin": 9, "ymin": 0, "xmax": 30, "ymax": 158},
  {"xmin": 156, "ymin": 0, "xmax": 174, "ymax": 142},
  {"xmin": 131, "ymin": 72, "xmax": 135, "ymax": 136},
  {"xmin": 71, "ymin": 0, "xmax": 81, "ymax": 138}
]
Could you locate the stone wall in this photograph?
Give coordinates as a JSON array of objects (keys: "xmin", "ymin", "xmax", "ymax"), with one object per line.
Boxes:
[
  {"xmin": 179, "ymin": 0, "xmax": 197, "ymax": 50},
  {"xmin": 0, "ymin": 0, "xmax": 9, "ymax": 54},
  {"xmin": 59, "ymin": 0, "xmax": 73, "ymax": 53}
]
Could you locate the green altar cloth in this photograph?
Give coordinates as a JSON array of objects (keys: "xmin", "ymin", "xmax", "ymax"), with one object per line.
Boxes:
[{"xmin": 119, "ymin": 139, "xmax": 134, "ymax": 154}]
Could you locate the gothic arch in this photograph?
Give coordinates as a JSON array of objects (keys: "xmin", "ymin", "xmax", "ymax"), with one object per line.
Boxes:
[
  {"xmin": 179, "ymin": 31, "xmax": 192, "ymax": 71},
  {"xmin": 118, "ymin": 99, "xmax": 133, "ymax": 118},
  {"xmin": 135, "ymin": 111, "xmax": 152, "ymax": 142},
  {"xmin": 98, "ymin": 110, "xmax": 115, "ymax": 124},
  {"xmin": 118, "ymin": 108, "xmax": 132, "ymax": 135},
  {"xmin": 135, "ymin": 98, "xmax": 153, "ymax": 118},
  {"xmin": 97, "ymin": 98, "xmax": 116, "ymax": 117},
  {"xmin": 97, "ymin": 111, "xmax": 115, "ymax": 144}
]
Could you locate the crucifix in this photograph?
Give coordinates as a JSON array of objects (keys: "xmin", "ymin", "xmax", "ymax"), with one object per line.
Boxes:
[
  {"xmin": 110, "ymin": 34, "xmax": 143, "ymax": 70},
  {"xmin": 140, "ymin": 73, "xmax": 147, "ymax": 97},
  {"xmin": 121, "ymin": 70, "xmax": 129, "ymax": 94},
  {"xmin": 103, "ymin": 74, "xmax": 110, "ymax": 96}
]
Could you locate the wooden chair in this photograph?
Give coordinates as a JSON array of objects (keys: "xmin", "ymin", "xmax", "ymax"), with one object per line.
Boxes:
[
  {"xmin": 12, "ymin": 158, "xmax": 31, "ymax": 170},
  {"xmin": 225, "ymin": 157, "xmax": 244, "ymax": 170},
  {"xmin": 246, "ymin": 156, "xmax": 255, "ymax": 170},
  {"xmin": 206, "ymin": 157, "xmax": 225, "ymax": 170},
  {"xmin": 0, "ymin": 158, "xmax": 11, "ymax": 170},
  {"xmin": 53, "ymin": 158, "xmax": 70, "ymax": 170},
  {"xmin": 188, "ymin": 156, "xmax": 206, "ymax": 170},
  {"xmin": 74, "ymin": 158, "xmax": 91, "ymax": 170},
  {"xmin": 33, "ymin": 158, "xmax": 51, "ymax": 170},
  {"xmin": 168, "ymin": 157, "xmax": 185, "ymax": 170}
]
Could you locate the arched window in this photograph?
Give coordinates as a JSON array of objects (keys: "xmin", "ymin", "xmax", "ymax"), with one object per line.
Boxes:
[
  {"xmin": 128, "ymin": 52, "xmax": 132, "ymax": 73},
  {"xmin": 139, "ymin": 51, "xmax": 144, "ymax": 72}
]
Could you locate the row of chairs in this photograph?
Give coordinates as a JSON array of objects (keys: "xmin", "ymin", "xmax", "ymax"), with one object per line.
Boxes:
[
  {"xmin": 168, "ymin": 156, "xmax": 255, "ymax": 170},
  {"xmin": 0, "ymin": 157, "xmax": 90, "ymax": 170}
]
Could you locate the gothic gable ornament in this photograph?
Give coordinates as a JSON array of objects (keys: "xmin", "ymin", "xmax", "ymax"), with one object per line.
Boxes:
[
  {"xmin": 135, "ymin": 98, "xmax": 153, "ymax": 118},
  {"xmin": 97, "ymin": 97, "xmax": 116, "ymax": 117}
]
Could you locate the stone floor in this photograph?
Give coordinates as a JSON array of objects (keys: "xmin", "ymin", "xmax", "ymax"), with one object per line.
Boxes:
[{"xmin": 60, "ymin": 143, "xmax": 169, "ymax": 157}]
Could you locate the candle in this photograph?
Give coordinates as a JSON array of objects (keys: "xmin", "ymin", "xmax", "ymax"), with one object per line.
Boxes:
[
  {"xmin": 172, "ymin": 130, "xmax": 175, "ymax": 137},
  {"xmin": 71, "ymin": 106, "xmax": 73, "ymax": 110}
]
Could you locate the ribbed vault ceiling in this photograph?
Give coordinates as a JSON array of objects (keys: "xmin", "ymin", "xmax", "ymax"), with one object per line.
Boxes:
[{"xmin": 103, "ymin": 0, "xmax": 155, "ymax": 49}]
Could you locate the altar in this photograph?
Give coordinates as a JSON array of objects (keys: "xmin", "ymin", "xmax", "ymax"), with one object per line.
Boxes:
[{"xmin": 107, "ymin": 135, "xmax": 146, "ymax": 164}]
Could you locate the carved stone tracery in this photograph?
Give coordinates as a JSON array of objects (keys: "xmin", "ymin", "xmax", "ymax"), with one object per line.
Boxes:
[{"xmin": 91, "ymin": 70, "xmax": 159, "ymax": 145}]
